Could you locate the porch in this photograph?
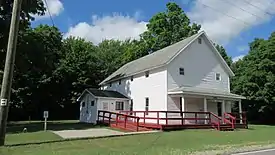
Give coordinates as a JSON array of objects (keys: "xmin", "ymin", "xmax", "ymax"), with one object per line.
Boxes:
[
  {"xmin": 97, "ymin": 110, "xmax": 247, "ymax": 131},
  {"xmin": 167, "ymin": 86, "xmax": 246, "ymax": 125}
]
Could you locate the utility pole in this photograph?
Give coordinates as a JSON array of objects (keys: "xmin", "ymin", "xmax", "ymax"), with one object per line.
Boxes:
[{"xmin": 0, "ymin": 0, "xmax": 22, "ymax": 146}]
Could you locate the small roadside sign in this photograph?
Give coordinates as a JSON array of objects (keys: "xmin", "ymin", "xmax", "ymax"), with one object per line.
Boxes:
[
  {"xmin": 43, "ymin": 111, "xmax": 48, "ymax": 118},
  {"xmin": 43, "ymin": 111, "xmax": 49, "ymax": 131},
  {"xmin": 0, "ymin": 99, "xmax": 7, "ymax": 106}
]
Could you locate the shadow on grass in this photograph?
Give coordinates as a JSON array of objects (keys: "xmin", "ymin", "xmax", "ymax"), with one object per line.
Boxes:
[{"xmin": 7, "ymin": 120, "xmax": 108, "ymax": 134}]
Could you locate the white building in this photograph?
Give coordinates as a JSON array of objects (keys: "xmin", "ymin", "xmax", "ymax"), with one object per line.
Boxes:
[{"xmin": 77, "ymin": 31, "xmax": 245, "ymax": 124}]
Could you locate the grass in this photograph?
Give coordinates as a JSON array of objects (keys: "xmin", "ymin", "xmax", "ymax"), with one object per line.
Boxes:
[
  {"xmin": 6, "ymin": 120, "xmax": 106, "ymax": 134},
  {"xmin": 5, "ymin": 120, "xmax": 109, "ymax": 145},
  {"xmin": 1, "ymin": 125, "xmax": 275, "ymax": 155}
]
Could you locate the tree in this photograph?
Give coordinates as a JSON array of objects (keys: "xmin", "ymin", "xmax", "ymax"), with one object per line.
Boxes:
[
  {"xmin": 7, "ymin": 25, "xmax": 63, "ymax": 120},
  {"xmin": 0, "ymin": 0, "xmax": 45, "ymax": 54},
  {"xmin": 140, "ymin": 2, "xmax": 201, "ymax": 52},
  {"xmin": 231, "ymin": 33, "xmax": 275, "ymax": 124},
  {"xmin": 214, "ymin": 44, "xmax": 233, "ymax": 67}
]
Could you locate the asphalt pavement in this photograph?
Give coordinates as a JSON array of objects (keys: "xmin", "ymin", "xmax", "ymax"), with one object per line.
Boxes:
[{"xmin": 232, "ymin": 148, "xmax": 275, "ymax": 155}]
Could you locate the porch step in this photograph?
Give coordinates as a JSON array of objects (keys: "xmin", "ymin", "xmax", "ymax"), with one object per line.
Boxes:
[{"xmin": 219, "ymin": 124, "xmax": 234, "ymax": 131}]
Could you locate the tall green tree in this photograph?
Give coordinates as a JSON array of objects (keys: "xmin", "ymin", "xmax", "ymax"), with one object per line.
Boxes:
[
  {"xmin": 214, "ymin": 44, "xmax": 233, "ymax": 67},
  {"xmin": 140, "ymin": 2, "xmax": 201, "ymax": 52},
  {"xmin": 8, "ymin": 25, "xmax": 63, "ymax": 120},
  {"xmin": 231, "ymin": 33, "xmax": 275, "ymax": 124}
]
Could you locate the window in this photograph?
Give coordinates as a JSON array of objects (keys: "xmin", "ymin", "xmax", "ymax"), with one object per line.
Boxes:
[
  {"xmin": 115, "ymin": 101, "xmax": 124, "ymax": 110},
  {"xmin": 130, "ymin": 99, "xmax": 133, "ymax": 115},
  {"xmin": 179, "ymin": 68, "xmax": 184, "ymax": 75},
  {"xmin": 130, "ymin": 76, "xmax": 133, "ymax": 81},
  {"xmin": 145, "ymin": 71, "xmax": 149, "ymax": 77},
  {"xmin": 81, "ymin": 102, "xmax": 85, "ymax": 107},
  {"xmin": 198, "ymin": 38, "xmax": 202, "ymax": 44},
  {"xmin": 145, "ymin": 97, "xmax": 149, "ymax": 115},
  {"xmin": 91, "ymin": 101, "xmax": 94, "ymax": 106},
  {"xmin": 109, "ymin": 83, "xmax": 112, "ymax": 87},
  {"xmin": 118, "ymin": 80, "xmax": 121, "ymax": 85},
  {"xmin": 215, "ymin": 73, "xmax": 221, "ymax": 81},
  {"xmin": 103, "ymin": 102, "xmax": 108, "ymax": 110}
]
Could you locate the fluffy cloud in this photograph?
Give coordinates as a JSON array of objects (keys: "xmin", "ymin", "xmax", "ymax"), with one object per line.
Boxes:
[
  {"xmin": 232, "ymin": 55, "xmax": 245, "ymax": 62},
  {"xmin": 64, "ymin": 13, "xmax": 148, "ymax": 44},
  {"xmin": 34, "ymin": 0, "xmax": 64, "ymax": 20},
  {"xmin": 187, "ymin": 0, "xmax": 275, "ymax": 44}
]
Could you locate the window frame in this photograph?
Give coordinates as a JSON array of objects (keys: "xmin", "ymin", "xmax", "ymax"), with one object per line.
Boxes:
[
  {"xmin": 115, "ymin": 101, "xmax": 124, "ymax": 110},
  {"xmin": 215, "ymin": 73, "xmax": 221, "ymax": 81},
  {"xmin": 198, "ymin": 37, "xmax": 202, "ymax": 44},
  {"xmin": 91, "ymin": 100, "xmax": 94, "ymax": 106},
  {"xmin": 145, "ymin": 97, "xmax": 149, "ymax": 115},
  {"xmin": 179, "ymin": 67, "xmax": 184, "ymax": 75}
]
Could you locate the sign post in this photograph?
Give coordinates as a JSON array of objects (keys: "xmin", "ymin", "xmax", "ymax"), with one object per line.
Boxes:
[{"xmin": 43, "ymin": 111, "xmax": 48, "ymax": 131}]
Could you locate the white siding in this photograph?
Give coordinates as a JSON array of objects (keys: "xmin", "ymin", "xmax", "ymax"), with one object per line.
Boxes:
[
  {"xmin": 102, "ymin": 67, "xmax": 167, "ymax": 123},
  {"xmin": 79, "ymin": 93, "xmax": 97, "ymax": 124},
  {"xmin": 167, "ymin": 36, "xmax": 230, "ymax": 92},
  {"xmin": 97, "ymin": 98, "xmax": 130, "ymax": 113}
]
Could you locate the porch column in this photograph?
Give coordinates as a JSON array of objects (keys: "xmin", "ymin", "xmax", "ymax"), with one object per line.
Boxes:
[
  {"xmin": 222, "ymin": 100, "xmax": 226, "ymax": 124},
  {"xmin": 203, "ymin": 98, "xmax": 207, "ymax": 124},
  {"xmin": 239, "ymin": 100, "xmax": 243, "ymax": 124},
  {"xmin": 180, "ymin": 96, "xmax": 185, "ymax": 121}
]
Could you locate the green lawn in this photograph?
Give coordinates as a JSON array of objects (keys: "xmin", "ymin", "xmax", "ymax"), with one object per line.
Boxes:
[
  {"xmin": 1, "ymin": 125, "xmax": 275, "ymax": 155},
  {"xmin": 5, "ymin": 120, "xmax": 108, "ymax": 145}
]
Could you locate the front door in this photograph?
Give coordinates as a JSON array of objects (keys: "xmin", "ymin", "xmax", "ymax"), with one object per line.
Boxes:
[
  {"xmin": 86, "ymin": 95, "xmax": 97, "ymax": 124},
  {"xmin": 217, "ymin": 102, "xmax": 222, "ymax": 117}
]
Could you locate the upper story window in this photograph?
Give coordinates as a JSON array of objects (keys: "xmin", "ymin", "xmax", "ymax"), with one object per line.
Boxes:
[
  {"xmin": 198, "ymin": 38, "xmax": 202, "ymax": 44},
  {"xmin": 130, "ymin": 76, "xmax": 133, "ymax": 81},
  {"xmin": 145, "ymin": 71, "xmax": 149, "ymax": 78},
  {"xmin": 179, "ymin": 68, "xmax": 184, "ymax": 75},
  {"xmin": 215, "ymin": 73, "xmax": 221, "ymax": 81},
  {"xmin": 118, "ymin": 80, "xmax": 121, "ymax": 85}
]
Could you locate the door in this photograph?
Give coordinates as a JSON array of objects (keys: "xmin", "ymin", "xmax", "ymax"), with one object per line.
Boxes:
[
  {"xmin": 217, "ymin": 102, "xmax": 222, "ymax": 117},
  {"xmin": 79, "ymin": 94, "xmax": 88, "ymax": 122},
  {"xmin": 86, "ymin": 95, "xmax": 97, "ymax": 124}
]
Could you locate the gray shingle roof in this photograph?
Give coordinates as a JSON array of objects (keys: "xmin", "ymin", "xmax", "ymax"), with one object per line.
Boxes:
[
  {"xmin": 87, "ymin": 88, "xmax": 129, "ymax": 99},
  {"xmin": 99, "ymin": 31, "xmax": 204, "ymax": 85},
  {"xmin": 168, "ymin": 86, "xmax": 246, "ymax": 100}
]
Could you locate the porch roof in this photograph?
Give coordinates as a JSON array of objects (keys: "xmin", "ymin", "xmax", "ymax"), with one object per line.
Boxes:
[{"xmin": 168, "ymin": 86, "xmax": 246, "ymax": 100}]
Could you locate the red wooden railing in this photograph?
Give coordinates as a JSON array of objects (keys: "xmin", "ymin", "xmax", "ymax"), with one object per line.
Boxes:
[
  {"xmin": 97, "ymin": 110, "xmax": 140, "ymax": 131},
  {"xmin": 209, "ymin": 112, "xmax": 221, "ymax": 130},
  {"xmin": 119, "ymin": 110, "xmax": 211, "ymax": 126},
  {"xmin": 98, "ymin": 110, "xmax": 244, "ymax": 131},
  {"xmin": 224, "ymin": 112, "xmax": 236, "ymax": 129},
  {"xmin": 228, "ymin": 112, "xmax": 247, "ymax": 128}
]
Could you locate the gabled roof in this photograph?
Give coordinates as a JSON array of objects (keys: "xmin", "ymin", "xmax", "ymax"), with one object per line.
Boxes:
[
  {"xmin": 99, "ymin": 31, "xmax": 234, "ymax": 85},
  {"xmin": 77, "ymin": 88, "xmax": 129, "ymax": 101}
]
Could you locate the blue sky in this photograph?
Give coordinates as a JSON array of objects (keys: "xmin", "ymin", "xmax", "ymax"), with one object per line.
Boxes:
[{"xmin": 32, "ymin": 0, "xmax": 275, "ymax": 62}]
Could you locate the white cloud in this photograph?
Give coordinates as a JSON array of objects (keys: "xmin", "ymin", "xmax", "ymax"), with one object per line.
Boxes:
[
  {"xmin": 233, "ymin": 55, "xmax": 245, "ymax": 62},
  {"xmin": 34, "ymin": 0, "xmax": 64, "ymax": 20},
  {"xmin": 187, "ymin": 0, "xmax": 275, "ymax": 44},
  {"xmin": 64, "ymin": 13, "xmax": 148, "ymax": 44}
]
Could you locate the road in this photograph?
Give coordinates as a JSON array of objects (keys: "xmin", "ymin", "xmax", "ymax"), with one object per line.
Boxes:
[{"xmin": 232, "ymin": 148, "xmax": 275, "ymax": 155}]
